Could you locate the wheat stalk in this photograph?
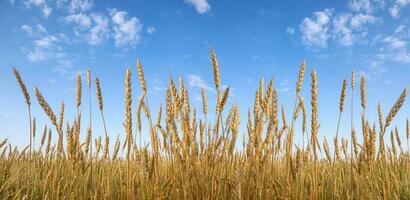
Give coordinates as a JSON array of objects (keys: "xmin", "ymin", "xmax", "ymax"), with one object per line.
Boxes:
[
  {"xmin": 35, "ymin": 87, "xmax": 57, "ymax": 127},
  {"xmin": 360, "ymin": 75, "xmax": 366, "ymax": 112},
  {"xmin": 310, "ymin": 69, "xmax": 319, "ymax": 199},
  {"xmin": 76, "ymin": 72, "xmax": 82, "ymax": 109},
  {"xmin": 385, "ymin": 88, "xmax": 407, "ymax": 129},
  {"xmin": 211, "ymin": 48, "xmax": 221, "ymax": 92},
  {"xmin": 13, "ymin": 68, "xmax": 32, "ymax": 155},
  {"xmin": 136, "ymin": 60, "xmax": 147, "ymax": 94},
  {"xmin": 296, "ymin": 61, "xmax": 306, "ymax": 94},
  {"xmin": 124, "ymin": 68, "xmax": 133, "ymax": 199},
  {"xmin": 202, "ymin": 88, "xmax": 208, "ymax": 116}
]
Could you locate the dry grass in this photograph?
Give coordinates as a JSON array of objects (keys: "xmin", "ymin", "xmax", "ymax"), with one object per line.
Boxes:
[{"xmin": 1, "ymin": 50, "xmax": 410, "ymax": 199}]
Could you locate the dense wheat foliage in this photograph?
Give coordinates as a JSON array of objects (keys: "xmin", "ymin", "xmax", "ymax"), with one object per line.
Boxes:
[{"xmin": 2, "ymin": 49, "xmax": 410, "ymax": 199}]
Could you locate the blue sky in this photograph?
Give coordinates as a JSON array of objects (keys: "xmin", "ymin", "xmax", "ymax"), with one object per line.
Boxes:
[{"xmin": 1, "ymin": 0, "xmax": 410, "ymax": 149}]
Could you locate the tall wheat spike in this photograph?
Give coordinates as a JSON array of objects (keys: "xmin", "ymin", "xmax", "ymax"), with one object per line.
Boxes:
[
  {"xmin": 360, "ymin": 75, "xmax": 366, "ymax": 112},
  {"xmin": 76, "ymin": 73, "xmax": 82, "ymax": 109},
  {"xmin": 349, "ymin": 70, "xmax": 355, "ymax": 197},
  {"xmin": 310, "ymin": 70, "xmax": 319, "ymax": 157},
  {"xmin": 211, "ymin": 48, "xmax": 221, "ymax": 93},
  {"xmin": 35, "ymin": 87, "xmax": 57, "ymax": 127},
  {"xmin": 86, "ymin": 69, "xmax": 92, "ymax": 160},
  {"xmin": 136, "ymin": 60, "xmax": 147, "ymax": 94},
  {"xmin": 378, "ymin": 103, "xmax": 384, "ymax": 134},
  {"xmin": 124, "ymin": 68, "xmax": 133, "ymax": 200},
  {"xmin": 124, "ymin": 69, "xmax": 133, "ymax": 153},
  {"xmin": 13, "ymin": 68, "xmax": 32, "ymax": 154},
  {"xmin": 202, "ymin": 88, "xmax": 208, "ymax": 116},
  {"xmin": 299, "ymin": 96, "xmax": 307, "ymax": 149},
  {"xmin": 385, "ymin": 88, "xmax": 407, "ymax": 129},
  {"xmin": 296, "ymin": 61, "xmax": 306, "ymax": 94},
  {"xmin": 96, "ymin": 78, "xmax": 108, "ymax": 138},
  {"xmin": 32, "ymin": 117, "xmax": 36, "ymax": 144},
  {"xmin": 310, "ymin": 69, "xmax": 319, "ymax": 199}
]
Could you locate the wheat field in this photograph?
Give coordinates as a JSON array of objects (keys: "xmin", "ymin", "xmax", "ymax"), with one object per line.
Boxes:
[{"xmin": 1, "ymin": 49, "xmax": 410, "ymax": 199}]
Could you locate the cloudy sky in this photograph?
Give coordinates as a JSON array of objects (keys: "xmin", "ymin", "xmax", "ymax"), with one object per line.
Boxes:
[{"xmin": 1, "ymin": 0, "xmax": 410, "ymax": 148}]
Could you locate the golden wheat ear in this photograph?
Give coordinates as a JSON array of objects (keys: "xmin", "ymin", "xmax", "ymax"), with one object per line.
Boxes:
[
  {"xmin": 210, "ymin": 48, "xmax": 221, "ymax": 92},
  {"xmin": 13, "ymin": 68, "xmax": 33, "ymax": 154},
  {"xmin": 76, "ymin": 72, "xmax": 82, "ymax": 108},
  {"xmin": 35, "ymin": 87, "xmax": 57, "ymax": 127},
  {"xmin": 385, "ymin": 88, "xmax": 407, "ymax": 129},
  {"xmin": 13, "ymin": 68, "xmax": 31, "ymax": 106}
]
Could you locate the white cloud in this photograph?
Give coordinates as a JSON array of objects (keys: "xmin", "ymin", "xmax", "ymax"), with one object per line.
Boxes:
[
  {"xmin": 152, "ymin": 78, "xmax": 166, "ymax": 92},
  {"xmin": 183, "ymin": 0, "xmax": 211, "ymax": 14},
  {"xmin": 21, "ymin": 24, "xmax": 48, "ymax": 37},
  {"xmin": 286, "ymin": 27, "xmax": 295, "ymax": 35},
  {"xmin": 389, "ymin": 0, "xmax": 410, "ymax": 18},
  {"xmin": 36, "ymin": 24, "xmax": 47, "ymax": 34},
  {"xmin": 147, "ymin": 26, "xmax": 156, "ymax": 34},
  {"xmin": 389, "ymin": 5, "xmax": 399, "ymax": 18},
  {"xmin": 299, "ymin": 9, "xmax": 332, "ymax": 48},
  {"xmin": 299, "ymin": 5, "xmax": 378, "ymax": 48},
  {"xmin": 277, "ymin": 79, "xmax": 290, "ymax": 93},
  {"xmin": 67, "ymin": 0, "xmax": 92, "ymax": 13},
  {"xmin": 21, "ymin": 25, "xmax": 34, "ymax": 36},
  {"xmin": 333, "ymin": 13, "xmax": 354, "ymax": 46},
  {"xmin": 64, "ymin": 13, "xmax": 92, "ymax": 28},
  {"xmin": 88, "ymin": 13, "xmax": 110, "ymax": 45},
  {"xmin": 394, "ymin": 52, "xmax": 410, "ymax": 63},
  {"xmin": 62, "ymin": 9, "xmax": 143, "ymax": 47},
  {"xmin": 373, "ymin": 25, "xmax": 410, "ymax": 64},
  {"xmin": 22, "ymin": 24, "xmax": 67, "ymax": 63},
  {"xmin": 23, "ymin": 0, "xmax": 52, "ymax": 17},
  {"xmin": 110, "ymin": 9, "xmax": 143, "ymax": 47},
  {"xmin": 384, "ymin": 36, "xmax": 406, "ymax": 49},
  {"xmin": 370, "ymin": 65, "xmax": 388, "ymax": 75},
  {"xmin": 63, "ymin": 12, "xmax": 109, "ymax": 45},
  {"xmin": 382, "ymin": 25, "xmax": 408, "ymax": 51},
  {"xmin": 187, "ymin": 74, "xmax": 214, "ymax": 92},
  {"xmin": 34, "ymin": 35, "xmax": 58, "ymax": 48},
  {"xmin": 332, "ymin": 13, "xmax": 377, "ymax": 46},
  {"xmin": 56, "ymin": 0, "xmax": 92, "ymax": 13},
  {"xmin": 348, "ymin": 0, "xmax": 384, "ymax": 14},
  {"xmin": 349, "ymin": 0, "xmax": 374, "ymax": 13},
  {"xmin": 27, "ymin": 49, "xmax": 47, "ymax": 62},
  {"xmin": 350, "ymin": 13, "xmax": 377, "ymax": 29},
  {"xmin": 394, "ymin": 25, "xmax": 405, "ymax": 34}
]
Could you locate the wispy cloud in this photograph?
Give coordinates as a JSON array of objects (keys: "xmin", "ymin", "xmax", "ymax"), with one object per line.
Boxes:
[
  {"xmin": 64, "ymin": 13, "xmax": 92, "ymax": 28},
  {"xmin": 110, "ymin": 9, "xmax": 143, "ymax": 47},
  {"xmin": 389, "ymin": 0, "xmax": 410, "ymax": 18},
  {"xmin": 299, "ymin": 4, "xmax": 379, "ymax": 48},
  {"xmin": 277, "ymin": 78, "xmax": 290, "ymax": 93},
  {"xmin": 27, "ymin": 49, "xmax": 48, "ymax": 62},
  {"xmin": 21, "ymin": 24, "xmax": 47, "ymax": 37},
  {"xmin": 147, "ymin": 26, "xmax": 156, "ymax": 34},
  {"xmin": 379, "ymin": 25, "xmax": 410, "ymax": 63},
  {"xmin": 34, "ymin": 35, "xmax": 58, "ymax": 48},
  {"xmin": 348, "ymin": 0, "xmax": 384, "ymax": 14},
  {"xmin": 21, "ymin": 25, "xmax": 34, "ymax": 36},
  {"xmin": 299, "ymin": 9, "xmax": 332, "ymax": 48},
  {"xmin": 23, "ymin": 0, "xmax": 52, "ymax": 17},
  {"xmin": 88, "ymin": 13, "xmax": 110, "ymax": 45},
  {"xmin": 286, "ymin": 27, "xmax": 295, "ymax": 35},
  {"xmin": 20, "ymin": 24, "xmax": 78, "ymax": 76},
  {"xmin": 187, "ymin": 74, "xmax": 214, "ymax": 92},
  {"xmin": 183, "ymin": 0, "xmax": 211, "ymax": 14},
  {"xmin": 65, "ymin": 0, "xmax": 92, "ymax": 13},
  {"xmin": 332, "ymin": 13, "xmax": 377, "ymax": 46}
]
